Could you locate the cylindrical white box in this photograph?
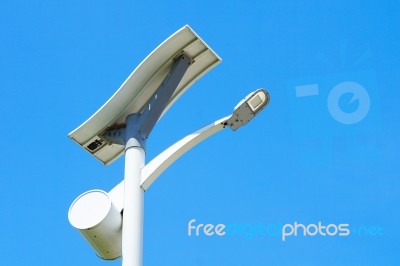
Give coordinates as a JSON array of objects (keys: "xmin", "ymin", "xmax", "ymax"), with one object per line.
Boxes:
[{"xmin": 68, "ymin": 190, "xmax": 122, "ymax": 260}]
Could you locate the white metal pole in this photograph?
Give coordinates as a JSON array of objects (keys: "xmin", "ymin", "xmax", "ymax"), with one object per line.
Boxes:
[{"xmin": 122, "ymin": 145, "xmax": 145, "ymax": 266}]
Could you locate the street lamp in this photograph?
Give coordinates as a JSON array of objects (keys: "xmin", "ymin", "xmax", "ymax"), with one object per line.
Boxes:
[{"xmin": 68, "ymin": 25, "xmax": 270, "ymax": 266}]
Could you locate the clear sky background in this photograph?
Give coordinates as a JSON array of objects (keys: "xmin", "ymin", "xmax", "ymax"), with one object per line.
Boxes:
[{"xmin": 1, "ymin": 1, "xmax": 399, "ymax": 265}]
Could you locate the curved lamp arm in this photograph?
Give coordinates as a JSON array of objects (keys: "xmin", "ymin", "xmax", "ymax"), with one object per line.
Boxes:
[
  {"xmin": 108, "ymin": 88, "xmax": 270, "ymax": 212},
  {"xmin": 141, "ymin": 115, "xmax": 231, "ymax": 190},
  {"xmin": 108, "ymin": 115, "xmax": 231, "ymax": 212}
]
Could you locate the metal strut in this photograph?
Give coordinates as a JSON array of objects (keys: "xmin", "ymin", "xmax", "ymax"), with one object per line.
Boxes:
[{"xmin": 102, "ymin": 53, "xmax": 193, "ymax": 149}]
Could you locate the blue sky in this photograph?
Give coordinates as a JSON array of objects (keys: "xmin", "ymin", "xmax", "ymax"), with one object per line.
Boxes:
[{"xmin": 1, "ymin": 1, "xmax": 399, "ymax": 265}]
